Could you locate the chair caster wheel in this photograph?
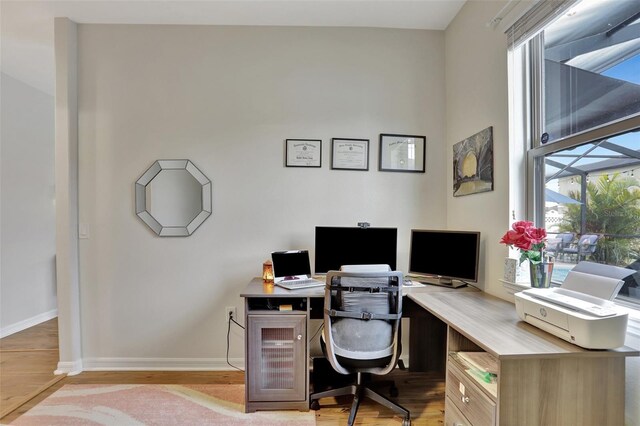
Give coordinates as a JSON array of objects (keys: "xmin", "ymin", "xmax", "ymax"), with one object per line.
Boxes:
[
  {"xmin": 402, "ymin": 417, "xmax": 411, "ymax": 426},
  {"xmin": 390, "ymin": 385, "xmax": 399, "ymax": 398},
  {"xmin": 310, "ymin": 400, "xmax": 320, "ymax": 410}
]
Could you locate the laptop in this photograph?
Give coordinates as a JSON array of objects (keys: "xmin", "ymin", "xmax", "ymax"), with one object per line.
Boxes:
[{"xmin": 271, "ymin": 250, "xmax": 325, "ymax": 290}]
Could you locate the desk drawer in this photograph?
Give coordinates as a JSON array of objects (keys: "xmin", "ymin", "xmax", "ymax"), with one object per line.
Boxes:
[
  {"xmin": 446, "ymin": 364, "xmax": 496, "ymax": 426},
  {"xmin": 445, "ymin": 396, "xmax": 472, "ymax": 426}
]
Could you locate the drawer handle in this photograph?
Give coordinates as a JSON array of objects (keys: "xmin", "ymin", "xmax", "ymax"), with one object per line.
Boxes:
[{"xmin": 462, "ymin": 396, "xmax": 470, "ymax": 404}]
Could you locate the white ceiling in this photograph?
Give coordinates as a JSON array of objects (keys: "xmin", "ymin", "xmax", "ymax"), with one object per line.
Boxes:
[{"xmin": 1, "ymin": 0, "xmax": 466, "ymax": 96}]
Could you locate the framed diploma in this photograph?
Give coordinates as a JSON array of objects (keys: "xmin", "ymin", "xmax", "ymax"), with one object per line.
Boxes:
[
  {"xmin": 285, "ymin": 139, "xmax": 322, "ymax": 168},
  {"xmin": 331, "ymin": 138, "xmax": 369, "ymax": 171},
  {"xmin": 379, "ymin": 133, "xmax": 426, "ymax": 173}
]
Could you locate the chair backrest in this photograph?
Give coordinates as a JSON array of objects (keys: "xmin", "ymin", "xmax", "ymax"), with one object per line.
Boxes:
[
  {"xmin": 340, "ymin": 264, "xmax": 391, "ymax": 273},
  {"xmin": 558, "ymin": 232, "xmax": 575, "ymax": 245},
  {"xmin": 546, "ymin": 237, "xmax": 562, "ymax": 253},
  {"xmin": 322, "ymin": 269, "xmax": 403, "ymax": 376},
  {"xmin": 579, "ymin": 234, "xmax": 600, "ymax": 254}
]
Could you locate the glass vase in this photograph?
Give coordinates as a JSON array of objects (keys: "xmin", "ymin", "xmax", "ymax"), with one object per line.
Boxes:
[{"xmin": 529, "ymin": 260, "xmax": 554, "ymax": 288}]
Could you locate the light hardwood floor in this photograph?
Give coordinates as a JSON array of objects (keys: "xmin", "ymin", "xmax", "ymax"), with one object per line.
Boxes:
[
  {"xmin": 0, "ymin": 318, "xmax": 62, "ymax": 420},
  {"xmin": 0, "ymin": 319, "xmax": 445, "ymax": 425}
]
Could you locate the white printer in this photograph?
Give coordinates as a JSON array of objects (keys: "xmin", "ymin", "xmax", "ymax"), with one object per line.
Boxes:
[{"xmin": 515, "ymin": 261, "xmax": 634, "ymax": 349}]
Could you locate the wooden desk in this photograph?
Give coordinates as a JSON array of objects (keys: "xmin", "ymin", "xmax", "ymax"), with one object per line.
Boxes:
[
  {"xmin": 239, "ymin": 277, "xmax": 471, "ymax": 412},
  {"xmin": 240, "ymin": 278, "xmax": 638, "ymax": 423},
  {"xmin": 409, "ymin": 291, "xmax": 639, "ymax": 426}
]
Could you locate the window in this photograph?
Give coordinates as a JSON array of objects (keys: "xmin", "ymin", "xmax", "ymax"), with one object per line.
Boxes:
[
  {"xmin": 543, "ymin": 1, "xmax": 640, "ymax": 143},
  {"xmin": 510, "ymin": 0, "xmax": 640, "ymax": 305}
]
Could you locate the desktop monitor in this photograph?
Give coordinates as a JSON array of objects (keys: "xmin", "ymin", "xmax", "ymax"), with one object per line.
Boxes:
[
  {"xmin": 409, "ymin": 229, "xmax": 480, "ymax": 285},
  {"xmin": 314, "ymin": 226, "xmax": 397, "ymax": 273}
]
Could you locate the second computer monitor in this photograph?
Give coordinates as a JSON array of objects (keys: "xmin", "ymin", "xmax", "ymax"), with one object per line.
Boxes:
[
  {"xmin": 314, "ymin": 226, "xmax": 397, "ymax": 273},
  {"xmin": 409, "ymin": 229, "xmax": 480, "ymax": 283}
]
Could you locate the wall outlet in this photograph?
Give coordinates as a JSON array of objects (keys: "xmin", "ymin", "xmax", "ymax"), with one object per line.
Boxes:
[{"xmin": 225, "ymin": 306, "xmax": 237, "ymax": 324}]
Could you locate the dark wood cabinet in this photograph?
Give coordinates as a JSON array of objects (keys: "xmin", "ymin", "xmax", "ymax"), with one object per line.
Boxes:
[{"xmin": 245, "ymin": 312, "xmax": 308, "ymax": 412}]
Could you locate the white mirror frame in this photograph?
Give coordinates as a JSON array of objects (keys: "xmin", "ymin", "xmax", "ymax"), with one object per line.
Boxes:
[{"xmin": 135, "ymin": 159, "xmax": 212, "ymax": 237}]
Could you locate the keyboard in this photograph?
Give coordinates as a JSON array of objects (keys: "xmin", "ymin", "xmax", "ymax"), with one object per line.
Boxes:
[
  {"xmin": 523, "ymin": 289, "xmax": 619, "ymax": 317},
  {"xmin": 276, "ymin": 279, "xmax": 325, "ymax": 290}
]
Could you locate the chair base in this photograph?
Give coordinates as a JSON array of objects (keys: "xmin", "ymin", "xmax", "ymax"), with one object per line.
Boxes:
[{"xmin": 310, "ymin": 373, "xmax": 410, "ymax": 426}]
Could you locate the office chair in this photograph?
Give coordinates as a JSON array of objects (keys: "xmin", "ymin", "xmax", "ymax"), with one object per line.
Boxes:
[{"xmin": 309, "ymin": 268, "xmax": 410, "ymax": 426}]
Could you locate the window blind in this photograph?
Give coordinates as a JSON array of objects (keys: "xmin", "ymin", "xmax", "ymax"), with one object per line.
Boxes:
[{"xmin": 506, "ymin": 0, "xmax": 579, "ymax": 49}]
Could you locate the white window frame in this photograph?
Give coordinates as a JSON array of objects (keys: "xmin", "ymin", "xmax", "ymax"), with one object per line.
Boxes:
[{"xmin": 508, "ymin": 5, "xmax": 640, "ymax": 309}]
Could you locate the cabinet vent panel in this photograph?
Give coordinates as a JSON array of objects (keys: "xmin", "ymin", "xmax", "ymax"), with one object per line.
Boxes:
[{"xmin": 261, "ymin": 327, "xmax": 295, "ymax": 389}]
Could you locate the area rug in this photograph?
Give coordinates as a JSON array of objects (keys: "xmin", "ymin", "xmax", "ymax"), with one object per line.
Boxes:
[{"xmin": 9, "ymin": 384, "xmax": 316, "ymax": 425}]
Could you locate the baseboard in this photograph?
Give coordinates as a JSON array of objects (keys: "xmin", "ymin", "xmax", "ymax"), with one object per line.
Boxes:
[
  {"xmin": 82, "ymin": 357, "xmax": 245, "ymax": 371},
  {"xmin": 83, "ymin": 355, "xmax": 405, "ymax": 372},
  {"xmin": 0, "ymin": 309, "xmax": 57, "ymax": 338},
  {"xmin": 55, "ymin": 360, "xmax": 83, "ymax": 376}
]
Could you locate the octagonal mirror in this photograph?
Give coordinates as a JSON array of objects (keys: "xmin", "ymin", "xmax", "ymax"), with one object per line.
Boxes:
[{"xmin": 135, "ymin": 160, "xmax": 211, "ymax": 236}]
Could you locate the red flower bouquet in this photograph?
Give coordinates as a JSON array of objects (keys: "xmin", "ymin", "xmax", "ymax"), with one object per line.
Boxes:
[{"xmin": 500, "ymin": 221, "xmax": 548, "ymax": 265}]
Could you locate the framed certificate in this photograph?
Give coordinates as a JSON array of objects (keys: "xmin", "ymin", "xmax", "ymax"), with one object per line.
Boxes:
[
  {"xmin": 331, "ymin": 138, "xmax": 369, "ymax": 171},
  {"xmin": 285, "ymin": 139, "xmax": 322, "ymax": 168},
  {"xmin": 379, "ymin": 133, "xmax": 426, "ymax": 173}
]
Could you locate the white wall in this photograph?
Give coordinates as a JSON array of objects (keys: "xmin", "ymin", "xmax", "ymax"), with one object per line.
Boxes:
[
  {"xmin": 76, "ymin": 24, "xmax": 446, "ymax": 367},
  {"xmin": 54, "ymin": 18, "xmax": 83, "ymax": 374},
  {"xmin": 445, "ymin": 2, "xmax": 510, "ymax": 297},
  {"xmin": 0, "ymin": 72, "xmax": 57, "ymax": 336}
]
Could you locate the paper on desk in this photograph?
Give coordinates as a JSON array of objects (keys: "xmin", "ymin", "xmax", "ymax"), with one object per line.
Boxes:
[{"xmin": 466, "ymin": 369, "xmax": 498, "ymax": 397}]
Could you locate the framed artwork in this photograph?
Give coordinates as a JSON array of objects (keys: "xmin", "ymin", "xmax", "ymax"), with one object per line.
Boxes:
[
  {"xmin": 331, "ymin": 138, "xmax": 369, "ymax": 171},
  {"xmin": 453, "ymin": 126, "xmax": 494, "ymax": 196},
  {"xmin": 379, "ymin": 134, "xmax": 426, "ymax": 173},
  {"xmin": 285, "ymin": 139, "xmax": 322, "ymax": 168}
]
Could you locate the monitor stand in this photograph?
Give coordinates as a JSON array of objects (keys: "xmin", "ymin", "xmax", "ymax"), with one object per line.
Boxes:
[{"xmin": 414, "ymin": 277, "xmax": 467, "ymax": 289}]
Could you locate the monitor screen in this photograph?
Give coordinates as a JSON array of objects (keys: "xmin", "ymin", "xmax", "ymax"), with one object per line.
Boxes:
[
  {"xmin": 409, "ymin": 229, "xmax": 480, "ymax": 283},
  {"xmin": 314, "ymin": 226, "xmax": 397, "ymax": 273},
  {"xmin": 271, "ymin": 250, "xmax": 312, "ymax": 278}
]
